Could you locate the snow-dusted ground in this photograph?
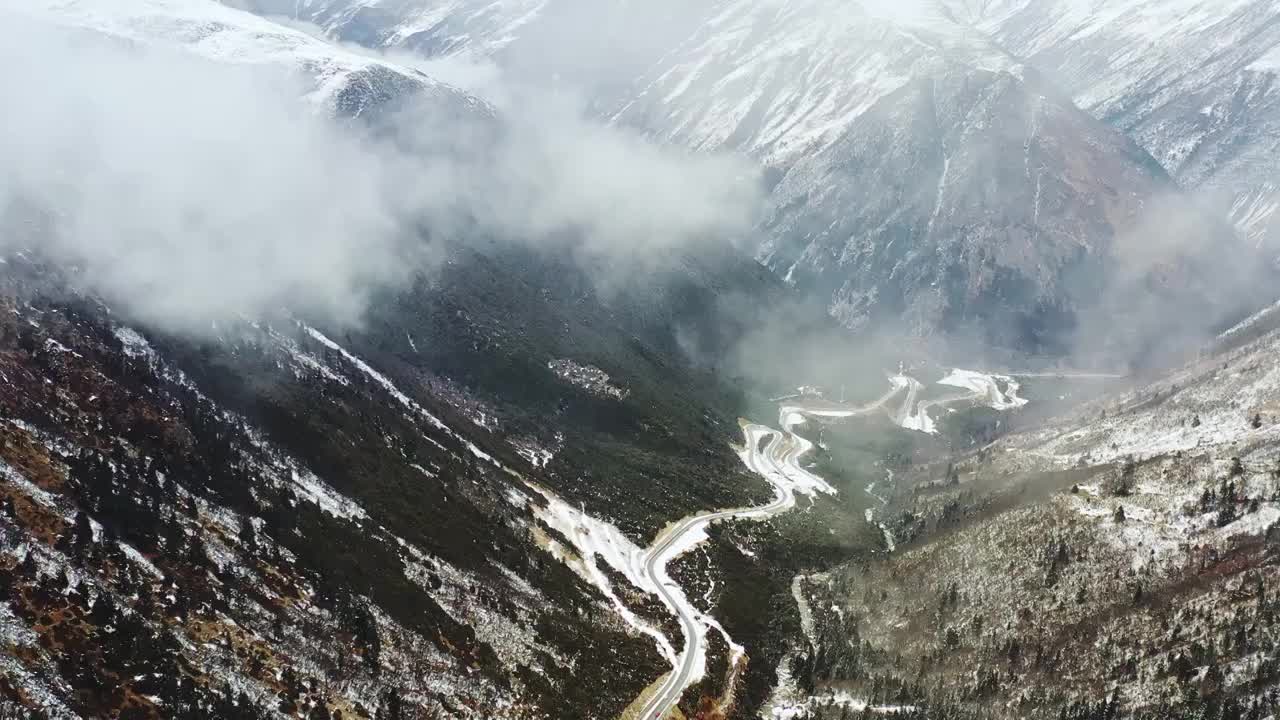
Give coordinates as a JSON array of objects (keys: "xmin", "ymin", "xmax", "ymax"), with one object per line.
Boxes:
[
  {"xmin": 793, "ymin": 325, "xmax": 1280, "ymax": 714},
  {"xmin": 1217, "ymin": 297, "xmax": 1280, "ymax": 345},
  {"xmin": 113, "ymin": 323, "xmax": 374, "ymax": 525},
  {"xmin": 1007, "ymin": 348, "xmax": 1280, "ymax": 470},
  {"xmin": 520, "ymin": 484, "xmax": 681, "ymax": 666},
  {"xmin": 892, "ymin": 375, "xmax": 933, "ymax": 434},
  {"xmin": 613, "ymin": 0, "xmax": 1015, "ymax": 168},
  {"xmin": 13, "ymin": 0, "xmax": 468, "ymax": 112},
  {"xmin": 938, "ymin": 369, "xmax": 1027, "ymax": 411},
  {"xmin": 520, "ymin": 388, "xmax": 913, "ymax": 720},
  {"xmin": 303, "ymin": 326, "xmax": 506, "ymax": 470},
  {"xmin": 769, "ymin": 689, "xmax": 915, "ymax": 719},
  {"xmin": 956, "ymin": 0, "xmax": 1280, "ymax": 245},
  {"xmin": 884, "ymin": 368, "xmax": 1028, "ymax": 435},
  {"xmin": 257, "ymin": 0, "xmax": 548, "ymax": 59},
  {"xmin": 967, "ymin": 325, "xmax": 1280, "ymax": 578},
  {"xmin": 2, "ymin": 310, "xmax": 553, "ymax": 716}
]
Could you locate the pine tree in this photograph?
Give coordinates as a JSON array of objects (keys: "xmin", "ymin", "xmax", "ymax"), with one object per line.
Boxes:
[
  {"xmin": 91, "ymin": 593, "xmax": 118, "ymax": 626},
  {"xmin": 72, "ymin": 511, "xmax": 94, "ymax": 550},
  {"xmin": 187, "ymin": 535, "xmax": 208, "ymax": 565},
  {"xmin": 163, "ymin": 513, "xmax": 185, "ymax": 553},
  {"xmin": 1218, "ymin": 503, "xmax": 1239, "ymax": 528},
  {"xmin": 944, "ymin": 626, "xmax": 960, "ymax": 649},
  {"xmin": 18, "ymin": 552, "xmax": 37, "ymax": 579},
  {"xmin": 1201, "ymin": 487, "xmax": 1216, "ymax": 513},
  {"xmin": 239, "ymin": 516, "xmax": 257, "ymax": 553},
  {"xmin": 378, "ymin": 689, "xmax": 403, "ymax": 720}
]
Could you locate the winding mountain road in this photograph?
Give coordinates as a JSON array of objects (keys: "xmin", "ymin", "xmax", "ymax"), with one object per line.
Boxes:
[
  {"xmin": 632, "ymin": 383, "xmax": 906, "ymax": 719},
  {"xmin": 635, "ymin": 440, "xmax": 793, "ymax": 720},
  {"xmin": 631, "ymin": 368, "xmax": 1036, "ymax": 718}
]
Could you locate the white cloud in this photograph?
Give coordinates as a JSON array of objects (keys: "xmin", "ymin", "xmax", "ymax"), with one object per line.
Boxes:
[{"xmin": 0, "ymin": 4, "xmax": 762, "ymax": 334}]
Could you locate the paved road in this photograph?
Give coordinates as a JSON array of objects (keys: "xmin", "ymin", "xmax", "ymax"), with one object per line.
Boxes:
[
  {"xmin": 632, "ymin": 383, "xmax": 907, "ymax": 719},
  {"xmin": 633, "ymin": 425, "xmax": 791, "ymax": 720},
  {"xmin": 631, "ymin": 370, "xmax": 1048, "ymax": 716},
  {"xmin": 892, "ymin": 375, "xmax": 924, "ymax": 428},
  {"xmin": 999, "ymin": 371, "xmax": 1126, "ymax": 379},
  {"xmin": 892, "ymin": 370, "xmax": 1033, "ymax": 434}
]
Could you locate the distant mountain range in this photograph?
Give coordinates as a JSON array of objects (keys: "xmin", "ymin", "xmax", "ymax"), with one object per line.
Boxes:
[
  {"xmin": 954, "ymin": 0, "xmax": 1280, "ymax": 250},
  {"xmin": 4, "ymin": 2, "xmax": 1280, "ymax": 718},
  {"xmin": 228, "ymin": 0, "xmax": 1280, "ymax": 364}
]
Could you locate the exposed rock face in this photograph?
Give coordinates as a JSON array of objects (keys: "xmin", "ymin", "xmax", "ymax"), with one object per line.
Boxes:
[
  {"xmin": 0, "ymin": 6, "xmax": 817, "ymax": 714},
  {"xmin": 0, "ymin": 237, "xmax": 799, "ymax": 717},
  {"xmin": 950, "ymin": 0, "xmax": 1280, "ymax": 249},
  {"xmin": 602, "ymin": 0, "xmax": 1267, "ymax": 361},
  {"xmin": 790, "ymin": 307, "xmax": 1280, "ymax": 719},
  {"xmin": 757, "ymin": 67, "xmax": 1174, "ymax": 353},
  {"xmin": 607, "ymin": 0, "xmax": 1014, "ymax": 166},
  {"xmin": 225, "ymin": 0, "xmax": 1278, "ymax": 360}
]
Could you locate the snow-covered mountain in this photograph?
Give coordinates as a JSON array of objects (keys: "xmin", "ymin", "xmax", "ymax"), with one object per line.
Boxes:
[
  {"xmin": 948, "ymin": 0, "xmax": 1280, "ymax": 249},
  {"xmin": 19, "ymin": 0, "xmax": 490, "ymax": 119},
  {"xmin": 0, "ymin": 4, "xmax": 832, "ymax": 717},
  {"xmin": 757, "ymin": 66, "xmax": 1183, "ymax": 354},
  {"xmin": 609, "ymin": 0, "xmax": 1014, "ymax": 167},
  {"xmin": 228, "ymin": 0, "xmax": 547, "ymax": 56},
  {"xmin": 247, "ymin": 0, "xmax": 1273, "ymax": 360},
  {"xmin": 229, "ymin": 0, "xmax": 712, "ymax": 98},
  {"xmin": 7, "ymin": 2, "xmax": 1280, "ymax": 717},
  {"xmin": 608, "ymin": 0, "xmax": 1258, "ymax": 360}
]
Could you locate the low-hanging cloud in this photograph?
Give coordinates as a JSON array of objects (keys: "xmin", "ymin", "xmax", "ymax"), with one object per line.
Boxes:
[{"xmin": 0, "ymin": 8, "xmax": 762, "ymax": 335}]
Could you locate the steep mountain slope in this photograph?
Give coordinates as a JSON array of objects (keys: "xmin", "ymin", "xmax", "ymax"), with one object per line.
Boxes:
[
  {"xmin": 612, "ymin": 0, "xmax": 1253, "ymax": 361},
  {"xmin": 756, "ymin": 66, "xmax": 1186, "ymax": 356},
  {"xmin": 227, "ymin": 0, "xmax": 707, "ymax": 95},
  {"xmin": 0, "ymin": 252, "xmax": 660, "ymax": 719},
  {"xmin": 227, "ymin": 0, "xmax": 547, "ymax": 56},
  {"xmin": 0, "ymin": 3, "xmax": 864, "ymax": 717},
  {"xmin": 609, "ymin": 0, "xmax": 1013, "ymax": 167},
  {"xmin": 26, "ymin": 0, "xmax": 491, "ymax": 120},
  {"xmin": 225, "ymin": 0, "xmax": 1268, "ymax": 361},
  {"xmin": 0, "ymin": 234, "xmax": 829, "ymax": 718},
  {"xmin": 947, "ymin": 0, "xmax": 1280, "ymax": 249},
  {"xmin": 784, "ymin": 309, "xmax": 1280, "ymax": 718}
]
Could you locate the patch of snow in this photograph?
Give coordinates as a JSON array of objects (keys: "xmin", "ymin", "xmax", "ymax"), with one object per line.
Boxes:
[
  {"xmin": 939, "ymin": 368, "xmax": 1028, "ymax": 410},
  {"xmin": 770, "ymin": 689, "xmax": 916, "ymax": 719},
  {"xmin": 0, "ymin": 649, "xmax": 82, "ymax": 719},
  {"xmin": 42, "ymin": 338, "xmax": 82, "ymax": 358},
  {"xmin": 525, "ymin": 485, "xmax": 680, "ymax": 666},
  {"xmin": 269, "ymin": 329, "xmax": 349, "ymax": 386},
  {"xmin": 113, "ymin": 327, "xmax": 157, "ymax": 361},
  {"xmin": 19, "ymin": 0, "xmax": 455, "ymax": 112},
  {"xmin": 303, "ymin": 326, "xmax": 505, "ymax": 470},
  {"xmin": 880, "ymin": 523, "xmax": 897, "ymax": 552},
  {"xmin": 117, "ymin": 541, "xmax": 164, "ymax": 579},
  {"xmin": 0, "ymin": 460, "xmax": 59, "ymax": 509},
  {"xmin": 289, "ymin": 469, "xmax": 367, "ymax": 521}
]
